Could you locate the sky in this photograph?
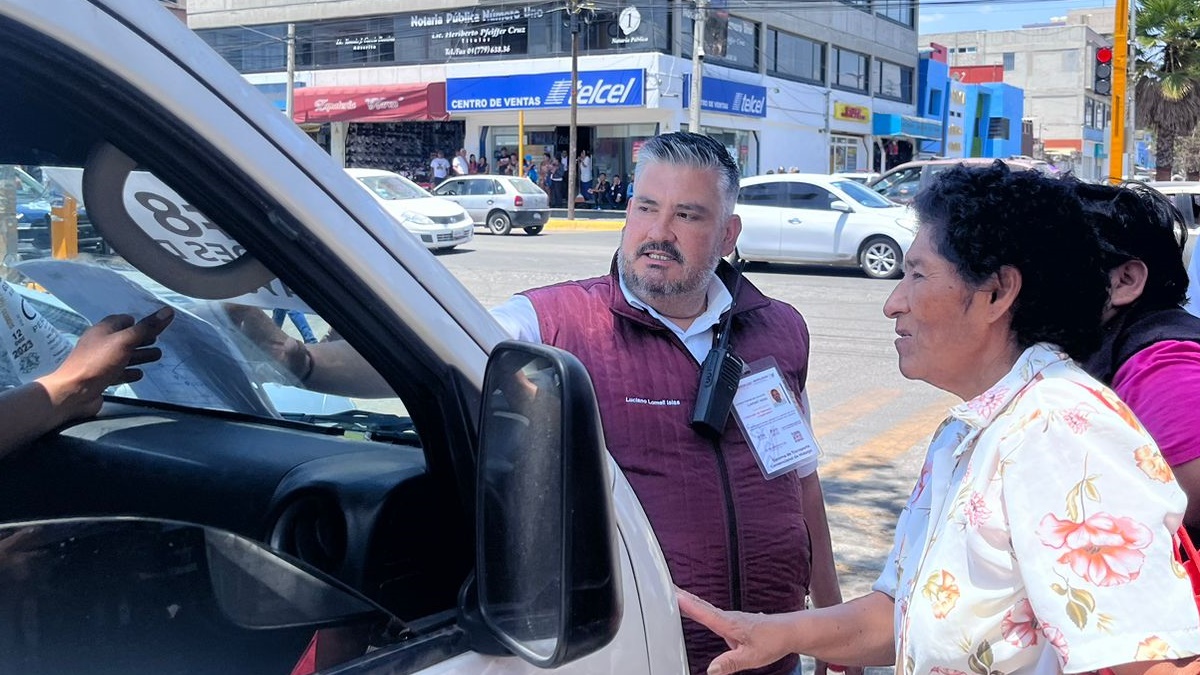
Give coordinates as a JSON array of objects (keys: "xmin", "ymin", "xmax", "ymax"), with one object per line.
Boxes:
[{"xmin": 918, "ymin": 0, "xmax": 1117, "ymax": 34}]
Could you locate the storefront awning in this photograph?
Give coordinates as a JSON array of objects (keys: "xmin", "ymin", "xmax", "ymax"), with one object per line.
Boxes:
[
  {"xmin": 873, "ymin": 113, "xmax": 943, "ymax": 142},
  {"xmin": 291, "ymin": 83, "xmax": 448, "ymax": 123}
]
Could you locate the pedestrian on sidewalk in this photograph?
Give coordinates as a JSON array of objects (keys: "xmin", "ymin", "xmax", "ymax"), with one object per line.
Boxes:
[
  {"xmin": 429, "ymin": 151, "xmax": 449, "ymax": 185},
  {"xmin": 608, "ymin": 173, "xmax": 625, "ymax": 210},
  {"xmin": 589, "ymin": 172, "xmax": 610, "ymax": 210}
]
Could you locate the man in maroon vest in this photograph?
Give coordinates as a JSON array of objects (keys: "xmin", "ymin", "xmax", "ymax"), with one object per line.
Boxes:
[
  {"xmin": 492, "ymin": 132, "xmax": 850, "ymax": 675},
  {"xmin": 227, "ymin": 131, "xmax": 854, "ymax": 675}
]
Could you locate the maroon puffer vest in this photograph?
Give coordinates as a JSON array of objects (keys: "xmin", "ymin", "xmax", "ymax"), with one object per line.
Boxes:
[{"xmin": 523, "ymin": 263, "xmax": 813, "ymax": 675}]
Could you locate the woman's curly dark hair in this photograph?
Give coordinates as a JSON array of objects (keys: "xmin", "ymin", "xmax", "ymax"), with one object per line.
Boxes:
[
  {"xmin": 1070, "ymin": 180, "xmax": 1189, "ymax": 312},
  {"xmin": 912, "ymin": 161, "xmax": 1110, "ymax": 358}
]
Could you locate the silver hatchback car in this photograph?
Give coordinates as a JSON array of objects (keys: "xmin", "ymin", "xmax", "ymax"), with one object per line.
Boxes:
[{"xmin": 432, "ymin": 175, "xmax": 551, "ymax": 235}]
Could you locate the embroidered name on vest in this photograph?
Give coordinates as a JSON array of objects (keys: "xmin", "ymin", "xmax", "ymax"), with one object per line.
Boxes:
[{"xmin": 625, "ymin": 396, "xmax": 682, "ymax": 406}]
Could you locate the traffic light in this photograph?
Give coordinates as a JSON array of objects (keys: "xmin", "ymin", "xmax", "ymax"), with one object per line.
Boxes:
[{"xmin": 1094, "ymin": 46, "xmax": 1113, "ymax": 96}]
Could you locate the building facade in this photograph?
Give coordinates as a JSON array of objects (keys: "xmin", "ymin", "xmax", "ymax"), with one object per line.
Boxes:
[
  {"xmin": 917, "ymin": 49, "xmax": 1024, "ymax": 160},
  {"xmin": 921, "ymin": 24, "xmax": 1112, "ymax": 179},
  {"xmin": 188, "ymin": 0, "xmax": 921, "ymax": 180}
]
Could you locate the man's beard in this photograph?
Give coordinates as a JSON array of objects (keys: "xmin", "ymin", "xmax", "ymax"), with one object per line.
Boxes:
[{"xmin": 617, "ymin": 235, "xmax": 722, "ymax": 301}]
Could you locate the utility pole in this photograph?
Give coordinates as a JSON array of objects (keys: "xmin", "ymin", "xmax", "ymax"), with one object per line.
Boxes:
[
  {"xmin": 1126, "ymin": 0, "xmax": 1138, "ymax": 178},
  {"xmin": 689, "ymin": 0, "xmax": 707, "ymax": 132},
  {"xmin": 285, "ymin": 23, "xmax": 296, "ymax": 120},
  {"xmin": 1107, "ymin": 0, "xmax": 1130, "ymax": 182},
  {"xmin": 567, "ymin": 0, "xmax": 581, "ymax": 220}
]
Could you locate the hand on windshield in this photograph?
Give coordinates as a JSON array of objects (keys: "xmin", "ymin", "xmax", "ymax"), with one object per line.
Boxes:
[
  {"xmin": 224, "ymin": 304, "xmax": 310, "ymax": 380},
  {"xmin": 38, "ymin": 306, "xmax": 175, "ymax": 423}
]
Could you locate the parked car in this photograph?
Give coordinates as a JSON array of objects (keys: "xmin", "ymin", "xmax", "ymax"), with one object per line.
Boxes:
[
  {"xmin": 868, "ymin": 157, "xmax": 1053, "ymax": 204},
  {"xmin": 734, "ymin": 173, "xmax": 917, "ymax": 279},
  {"xmin": 830, "ymin": 171, "xmax": 880, "ymax": 185},
  {"xmin": 345, "ymin": 168, "xmax": 473, "ymax": 251},
  {"xmin": 432, "ymin": 174, "xmax": 550, "ymax": 235},
  {"xmin": 14, "ymin": 166, "xmax": 108, "ymax": 255},
  {"xmin": 0, "ymin": 2, "xmax": 687, "ymax": 674},
  {"xmin": 1146, "ymin": 181, "xmax": 1200, "ymax": 265}
]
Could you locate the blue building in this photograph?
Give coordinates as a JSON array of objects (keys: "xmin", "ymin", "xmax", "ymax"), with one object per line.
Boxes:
[{"xmin": 917, "ymin": 46, "xmax": 1024, "ymax": 160}]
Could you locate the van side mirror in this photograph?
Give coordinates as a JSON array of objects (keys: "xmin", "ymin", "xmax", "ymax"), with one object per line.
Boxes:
[
  {"xmin": 471, "ymin": 341, "xmax": 621, "ymax": 667},
  {"xmin": 0, "ymin": 518, "xmax": 397, "ymax": 673}
]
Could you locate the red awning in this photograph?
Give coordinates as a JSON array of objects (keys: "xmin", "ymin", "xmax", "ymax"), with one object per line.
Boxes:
[{"xmin": 292, "ymin": 83, "xmax": 448, "ymax": 123}]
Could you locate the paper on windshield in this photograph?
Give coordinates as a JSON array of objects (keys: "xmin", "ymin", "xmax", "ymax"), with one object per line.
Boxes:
[
  {"xmin": 0, "ymin": 280, "xmax": 73, "ymax": 385},
  {"xmin": 41, "ymin": 166, "xmax": 311, "ymax": 312},
  {"xmin": 18, "ymin": 259, "xmax": 275, "ymax": 417}
]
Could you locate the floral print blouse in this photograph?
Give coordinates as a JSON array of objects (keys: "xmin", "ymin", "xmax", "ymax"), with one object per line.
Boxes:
[{"xmin": 873, "ymin": 344, "xmax": 1200, "ymax": 674}]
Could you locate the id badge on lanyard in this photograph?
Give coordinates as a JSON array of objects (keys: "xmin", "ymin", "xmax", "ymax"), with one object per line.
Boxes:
[{"xmin": 730, "ymin": 356, "xmax": 821, "ymax": 479}]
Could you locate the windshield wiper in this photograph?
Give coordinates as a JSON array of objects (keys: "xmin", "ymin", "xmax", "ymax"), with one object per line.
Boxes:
[{"xmin": 279, "ymin": 410, "xmax": 419, "ymax": 446}]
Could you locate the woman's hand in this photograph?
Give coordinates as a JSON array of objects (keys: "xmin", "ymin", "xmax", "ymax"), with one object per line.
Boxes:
[{"xmin": 676, "ymin": 588, "xmax": 799, "ymax": 675}]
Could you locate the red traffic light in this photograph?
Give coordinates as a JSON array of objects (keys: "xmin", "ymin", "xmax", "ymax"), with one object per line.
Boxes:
[{"xmin": 1096, "ymin": 46, "xmax": 1113, "ymax": 64}]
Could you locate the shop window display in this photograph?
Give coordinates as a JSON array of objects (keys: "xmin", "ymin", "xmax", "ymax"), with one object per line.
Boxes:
[{"xmin": 345, "ymin": 121, "xmax": 466, "ymax": 187}]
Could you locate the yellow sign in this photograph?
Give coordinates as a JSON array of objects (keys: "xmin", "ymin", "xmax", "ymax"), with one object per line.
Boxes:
[{"xmin": 833, "ymin": 103, "xmax": 871, "ymax": 124}]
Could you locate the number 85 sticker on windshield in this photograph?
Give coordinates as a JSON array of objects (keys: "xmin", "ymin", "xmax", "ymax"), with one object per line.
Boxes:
[{"xmin": 42, "ymin": 167, "xmax": 245, "ymax": 269}]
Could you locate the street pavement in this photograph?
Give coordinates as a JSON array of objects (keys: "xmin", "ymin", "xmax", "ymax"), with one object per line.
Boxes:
[{"xmin": 439, "ymin": 229, "xmax": 954, "ymax": 674}]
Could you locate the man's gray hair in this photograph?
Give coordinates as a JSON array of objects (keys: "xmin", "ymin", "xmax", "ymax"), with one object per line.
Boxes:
[{"xmin": 633, "ymin": 132, "xmax": 741, "ymax": 218}]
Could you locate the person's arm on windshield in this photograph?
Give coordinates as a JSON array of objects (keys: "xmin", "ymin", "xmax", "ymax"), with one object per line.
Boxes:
[
  {"xmin": 0, "ymin": 307, "xmax": 174, "ymax": 458},
  {"xmin": 224, "ymin": 305, "xmax": 392, "ymax": 398}
]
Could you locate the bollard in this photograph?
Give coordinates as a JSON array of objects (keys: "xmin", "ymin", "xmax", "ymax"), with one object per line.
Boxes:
[{"xmin": 50, "ymin": 195, "xmax": 78, "ymax": 259}]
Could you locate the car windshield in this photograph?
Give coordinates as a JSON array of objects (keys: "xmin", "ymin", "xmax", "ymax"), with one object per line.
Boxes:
[
  {"xmin": 2, "ymin": 154, "xmax": 411, "ymax": 438},
  {"xmin": 357, "ymin": 174, "xmax": 428, "ymax": 200},
  {"xmin": 507, "ymin": 177, "xmax": 544, "ymax": 195},
  {"xmin": 832, "ymin": 180, "xmax": 896, "ymax": 208}
]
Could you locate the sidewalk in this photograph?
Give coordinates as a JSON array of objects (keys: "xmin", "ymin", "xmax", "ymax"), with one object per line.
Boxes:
[{"xmin": 545, "ymin": 206, "xmax": 625, "ymax": 231}]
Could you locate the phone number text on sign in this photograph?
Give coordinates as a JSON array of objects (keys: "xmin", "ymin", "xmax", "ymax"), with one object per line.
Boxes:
[{"xmin": 131, "ymin": 190, "xmax": 246, "ymax": 267}]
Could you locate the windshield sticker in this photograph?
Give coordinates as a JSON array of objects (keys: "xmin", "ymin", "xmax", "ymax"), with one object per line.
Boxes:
[
  {"xmin": 0, "ymin": 280, "xmax": 72, "ymax": 385},
  {"xmin": 42, "ymin": 167, "xmax": 311, "ymax": 312}
]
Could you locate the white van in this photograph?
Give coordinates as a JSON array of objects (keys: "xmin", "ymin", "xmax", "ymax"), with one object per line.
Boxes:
[{"xmin": 0, "ymin": 2, "xmax": 686, "ymax": 673}]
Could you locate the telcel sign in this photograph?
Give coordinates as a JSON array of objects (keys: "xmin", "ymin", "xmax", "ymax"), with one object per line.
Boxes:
[
  {"xmin": 446, "ymin": 69, "xmax": 644, "ymax": 111},
  {"xmin": 682, "ymin": 75, "xmax": 767, "ymax": 118}
]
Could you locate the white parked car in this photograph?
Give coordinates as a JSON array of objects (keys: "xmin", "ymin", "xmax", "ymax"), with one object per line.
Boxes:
[
  {"xmin": 0, "ymin": 2, "xmax": 687, "ymax": 674},
  {"xmin": 830, "ymin": 171, "xmax": 880, "ymax": 185},
  {"xmin": 345, "ymin": 168, "xmax": 473, "ymax": 251},
  {"xmin": 1146, "ymin": 181, "xmax": 1200, "ymax": 269},
  {"xmin": 734, "ymin": 173, "xmax": 917, "ymax": 279}
]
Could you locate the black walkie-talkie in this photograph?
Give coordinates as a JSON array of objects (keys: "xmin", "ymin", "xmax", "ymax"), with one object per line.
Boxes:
[{"xmin": 690, "ymin": 261, "xmax": 747, "ymax": 438}]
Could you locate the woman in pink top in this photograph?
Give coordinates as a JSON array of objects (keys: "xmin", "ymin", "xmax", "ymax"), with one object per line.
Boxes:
[{"xmin": 1074, "ymin": 181, "xmax": 1200, "ymax": 541}]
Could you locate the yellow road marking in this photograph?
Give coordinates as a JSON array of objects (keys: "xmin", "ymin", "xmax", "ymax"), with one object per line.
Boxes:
[
  {"xmin": 820, "ymin": 397, "xmax": 956, "ymax": 481},
  {"xmin": 812, "ymin": 388, "xmax": 902, "ymax": 440}
]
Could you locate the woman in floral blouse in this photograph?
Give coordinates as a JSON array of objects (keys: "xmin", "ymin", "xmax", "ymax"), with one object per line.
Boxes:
[{"xmin": 678, "ymin": 162, "xmax": 1200, "ymax": 675}]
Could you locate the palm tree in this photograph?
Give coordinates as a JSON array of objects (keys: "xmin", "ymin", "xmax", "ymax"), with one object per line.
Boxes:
[{"xmin": 1135, "ymin": 0, "xmax": 1200, "ymax": 179}]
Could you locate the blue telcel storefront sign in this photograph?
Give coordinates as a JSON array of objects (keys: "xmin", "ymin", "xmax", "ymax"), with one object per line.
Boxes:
[
  {"xmin": 682, "ymin": 76, "xmax": 767, "ymax": 118},
  {"xmin": 446, "ymin": 69, "xmax": 644, "ymax": 111}
]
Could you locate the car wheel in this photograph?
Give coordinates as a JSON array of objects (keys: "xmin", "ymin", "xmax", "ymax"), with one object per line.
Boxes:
[
  {"xmin": 859, "ymin": 237, "xmax": 902, "ymax": 279},
  {"xmin": 487, "ymin": 210, "xmax": 512, "ymax": 235},
  {"xmin": 523, "ymin": 225, "xmax": 543, "ymax": 235}
]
